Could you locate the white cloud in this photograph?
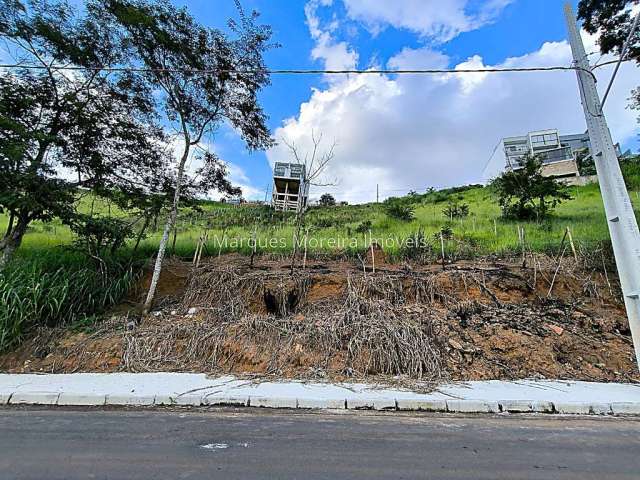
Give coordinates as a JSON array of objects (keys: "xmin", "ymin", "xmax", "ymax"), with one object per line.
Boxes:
[
  {"xmin": 165, "ymin": 136, "xmax": 262, "ymax": 201},
  {"xmin": 267, "ymin": 21, "xmax": 640, "ymax": 204},
  {"xmin": 305, "ymin": 0, "xmax": 358, "ymax": 72},
  {"xmin": 341, "ymin": 0, "xmax": 513, "ymax": 41}
]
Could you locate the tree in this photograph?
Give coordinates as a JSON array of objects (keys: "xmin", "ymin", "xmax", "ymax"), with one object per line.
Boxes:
[
  {"xmin": 92, "ymin": 0, "xmax": 275, "ymax": 312},
  {"xmin": 0, "ymin": 0, "xmax": 170, "ymax": 266},
  {"xmin": 319, "ymin": 193, "xmax": 336, "ymax": 207},
  {"xmin": 283, "ymin": 131, "xmax": 336, "ymax": 273},
  {"xmin": 490, "ymin": 155, "xmax": 572, "ymax": 221},
  {"xmin": 578, "ymin": 1, "xmax": 640, "ymax": 119},
  {"xmin": 578, "ymin": 1, "xmax": 639, "ymax": 62}
]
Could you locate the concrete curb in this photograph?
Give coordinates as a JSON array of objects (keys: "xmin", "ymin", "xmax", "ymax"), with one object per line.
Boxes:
[{"xmin": 1, "ymin": 374, "xmax": 639, "ymax": 415}]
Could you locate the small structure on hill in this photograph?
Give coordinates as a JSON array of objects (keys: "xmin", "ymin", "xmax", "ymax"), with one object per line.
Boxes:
[
  {"xmin": 271, "ymin": 162, "xmax": 309, "ymax": 212},
  {"xmin": 502, "ymin": 129, "xmax": 622, "ymax": 185}
]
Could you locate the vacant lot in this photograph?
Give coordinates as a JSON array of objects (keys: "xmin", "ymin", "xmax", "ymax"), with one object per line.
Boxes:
[{"xmin": 2, "ymin": 163, "xmax": 639, "ymax": 375}]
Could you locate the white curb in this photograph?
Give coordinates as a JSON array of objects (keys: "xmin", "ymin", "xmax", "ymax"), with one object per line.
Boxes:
[
  {"xmin": 57, "ymin": 393, "xmax": 106, "ymax": 406},
  {"xmin": 249, "ymin": 396, "xmax": 297, "ymax": 409},
  {"xmin": 10, "ymin": 392, "xmax": 59, "ymax": 406},
  {"xmin": 395, "ymin": 399, "xmax": 447, "ymax": 412},
  {"xmin": 105, "ymin": 394, "xmax": 155, "ymax": 406},
  {"xmin": 0, "ymin": 374, "xmax": 639, "ymax": 415},
  {"xmin": 446, "ymin": 400, "xmax": 500, "ymax": 414},
  {"xmin": 296, "ymin": 398, "xmax": 345, "ymax": 410}
]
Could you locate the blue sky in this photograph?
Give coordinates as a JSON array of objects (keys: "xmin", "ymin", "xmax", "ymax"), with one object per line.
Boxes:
[
  {"xmin": 177, "ymin": 0, "xmax": 638, "ymax": 203},
  {"xmin": 60, "ymin": 1, "xmax": 640, "ymax": 202}
]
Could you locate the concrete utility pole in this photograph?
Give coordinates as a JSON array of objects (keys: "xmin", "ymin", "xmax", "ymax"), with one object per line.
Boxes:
[{"xmin": 565, "ymin": 3, "xmax": 640, "ymax": 370}]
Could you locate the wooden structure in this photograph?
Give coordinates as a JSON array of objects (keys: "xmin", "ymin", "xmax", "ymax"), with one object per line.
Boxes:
[{"xmin": 271, "ymin": 162, "xmax": 309, "ymax": 212}]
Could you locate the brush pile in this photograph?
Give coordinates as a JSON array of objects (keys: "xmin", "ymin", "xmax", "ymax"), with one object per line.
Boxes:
[
  {"xmin": 123, "ymin": 267, "xmax": 448, "ymax": 381},
  {"xmin": 2, "ymin": 254, "xmax": 637, "ymax": 384}
]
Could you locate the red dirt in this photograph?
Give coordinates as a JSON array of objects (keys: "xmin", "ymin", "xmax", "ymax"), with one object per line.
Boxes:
[{"xmin": 1, "ymin": 253, "xmax": 637, "ymax": 384}]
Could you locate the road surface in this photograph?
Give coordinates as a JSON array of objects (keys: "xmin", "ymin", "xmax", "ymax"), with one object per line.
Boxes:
[{"xmin": 0, "ymin": 408, "xmax": 639, "ymax": 479}]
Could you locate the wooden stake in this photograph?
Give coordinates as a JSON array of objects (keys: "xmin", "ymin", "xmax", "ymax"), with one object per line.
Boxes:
[
  {"xmin": 440, "ymin": 232, "xmax": 446, "ymax": 270},
  {"xmin": 520, "ymin": 226, "xmax": 527, "ymax": 268},
  {"xmin": 195, "ymin": 231, "xmax": 207, "ymax": 268},
  {"xmin": 547, "ymin": 245, "xmax": 567, "ymax": 298},
  {"xmin": 250, "ymin": 226, "xmax": 257, "ymax": 267},
  {"xmin": 369, "ymin": 230, "xmax": 375, "ymax": 274},
  {"xmin": 302, "ymin": 228, "xmax": 309, "ymax": 270},
  {"xmin": 566, "ymin": 226, "xmax": 578, "ymax": 262},
  {"xmin": 494, "ymin": 219, "xmax": 497, "ymax": 236},
  {"xmin": 192, "ymin": 237, "xmax": 201, "ymax": 266}
]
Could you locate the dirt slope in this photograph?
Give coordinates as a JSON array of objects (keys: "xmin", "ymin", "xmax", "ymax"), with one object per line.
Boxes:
[{"xmin": 1, "ymin": 254, "xmax": 637, "ymax": 384}]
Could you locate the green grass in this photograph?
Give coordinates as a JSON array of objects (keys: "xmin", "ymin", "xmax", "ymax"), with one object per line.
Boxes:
[
  {"xmin": 1, "ymin": 160, "xmax": 639, "ymax": 352},
  {"xmin": 2, "ymin": 179, "xmax": 639, "ymax": 260},
  {"xmin": 0, "ymin": 249, "xmax": 142, "ymax": 352}
]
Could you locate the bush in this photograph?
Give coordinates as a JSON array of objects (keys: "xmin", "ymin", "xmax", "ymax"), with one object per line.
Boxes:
[
  {"xmin": 442, "ymin": 201, "xmax": 470, "ymax": 220},
  {"xmin": 434, "ymin": 224, "xmax": 454, "ymax": 240},
  {"xmin": 355, "ymin": 220, "xmax": 372, "ymax": 234},
  {"xmin": 384, "ymin": 201, "xmax": 415, "ymax": 221},
  {"xmin": 319, "ymin": 193, "xmax": 336, "ymax": 207},
  {"xmin": 490, "ymin": 155, "xmax": 572, "ymax": 220},
  {"xmin": 400, "ymin": 228, "xmax": 432, "ymax": 261},
  {"xmin": 0, "ymin": 251, "xmax": 141, "ymax": 352},
  {"xmin": 70, "ymin": 215, "xmax": 135, "ymax": 258}
]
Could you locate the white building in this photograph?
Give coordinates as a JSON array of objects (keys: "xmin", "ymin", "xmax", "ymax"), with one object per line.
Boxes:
[
  {"xmin": 271, "ymin": 162, "xmax": 309, "ymax": 212},
  {"xmin": 503, "ymin": 129, "xmax": 581, "ymax": 181}
]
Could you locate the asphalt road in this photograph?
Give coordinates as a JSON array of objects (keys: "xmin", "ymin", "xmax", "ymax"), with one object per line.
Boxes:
[{"xmin": 0, "ymin": 408, "xmax": 639, "ymax": 480}]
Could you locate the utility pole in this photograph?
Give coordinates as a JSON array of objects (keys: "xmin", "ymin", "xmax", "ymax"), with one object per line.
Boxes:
[
  {"xmin": 376, "ymin": 184, "xmax": 379, "ymax": 203},
  {"xmin": 565, "ymin": 3, "xmax": 640, "ymax": 370}
]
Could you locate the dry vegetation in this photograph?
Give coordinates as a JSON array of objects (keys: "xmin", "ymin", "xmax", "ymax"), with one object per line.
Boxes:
[{"xmin": 1, "ymin": 252, "xmax": 637, "ymax": 386}]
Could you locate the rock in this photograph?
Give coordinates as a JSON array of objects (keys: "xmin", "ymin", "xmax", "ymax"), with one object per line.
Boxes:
[
  {"xmin": 187, "ymin": 307, "xmax": 198, "ymax": 315},
  {"xmin": 170, "ymin": 310, "xmax": 177, "ymax": 316},
  {"xmin": 546, "ymin": 324, "xmax": 564, "ymax": 336},
  {"xmin": 152, "ymin": 311, "xmax": 162, "ymax": 317},
  {"xmin": 448, "ymin": 339, "xmax": 464, "ymax": 351}
]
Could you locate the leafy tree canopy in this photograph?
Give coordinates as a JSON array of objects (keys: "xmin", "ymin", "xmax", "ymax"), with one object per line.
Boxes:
[
  {"xmin": 490, "ymin": 155, "xmax": 573, "ymax": 221},
  {"xmin": 0, "ymin": 0, "xmax": 173, "ymax": 265},
  {"xmin": 319, "ymin": 193, "xmax": 336, "ymax": 207}
]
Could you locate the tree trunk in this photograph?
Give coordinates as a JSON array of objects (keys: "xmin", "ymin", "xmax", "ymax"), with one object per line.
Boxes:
[
  {"xmin": 133, "ymin": 215, "xmax": 151, "ymax": 252},
  {"xmin": 143, "ymin": 143, "xmax": 190, "ymax": 314},
  {"xmin": 0, "ymin": 215, "xmax": 29, "ymax": 268}
]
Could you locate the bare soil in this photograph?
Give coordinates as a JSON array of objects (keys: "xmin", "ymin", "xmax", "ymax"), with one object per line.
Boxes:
[{"xmin": 1, "ymin": 253, "xmax": 637, "ymax": 385}]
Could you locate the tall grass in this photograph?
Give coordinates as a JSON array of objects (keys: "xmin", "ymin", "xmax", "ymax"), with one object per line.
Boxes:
[{"xmin": 0, "ymin": 250, "xmax": 141, "ymax": 352}]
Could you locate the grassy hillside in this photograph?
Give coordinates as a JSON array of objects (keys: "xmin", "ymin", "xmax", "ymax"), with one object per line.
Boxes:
[
  {"xmin": 1, "ymin": 158, "xmax": 639, "ymax": 351},
  {"xmin": 3, "ymin": 173, "xmax": 639, "ymax": 260}
]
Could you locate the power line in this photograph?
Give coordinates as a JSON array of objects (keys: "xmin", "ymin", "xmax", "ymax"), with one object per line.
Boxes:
[
  {"xmin": 600, "ymin": 9, "xmax": 640, "ymax": 109},
  {"xmin": 481, "ymin": 139, "xmax": 504, "ymax": 179},
  {"xmin": 0, "ymin": 58, "xmax": 629, "ymax": 76}
]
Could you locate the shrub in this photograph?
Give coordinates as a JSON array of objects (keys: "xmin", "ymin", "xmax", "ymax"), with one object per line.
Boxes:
[
  {"xmin": 400, "ymin": 228, "xmax": 432, "ymax": 261},
  {"xmin": 70, "ymin": 215, "xmax": 135, "ymax": 258},
  {"xmin": 319, "ymin": 193, "xmax": 337, "ymax": 206},
  {"xmin": 490, "ymin": 155, "xmax": 572, "ymax": 220},
  {"xmin": 384, "ymin": 201, "xmax": 415, "ymax": 222},
  {"xmin": 434, "ymin": 224, "xmax": 454, "ymax": 240},
  {"xmin": 442, "ymin": 201, "xmax": 470, "ymax": 220},
  {"xmin": 355, "ymin": 220, "xmax": 372, "ymax": 234}
]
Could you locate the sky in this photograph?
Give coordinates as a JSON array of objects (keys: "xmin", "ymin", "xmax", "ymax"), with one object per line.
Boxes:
[{"xmin": 152, "ymin": 1, "xmax": 640, "ymax": 203}]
